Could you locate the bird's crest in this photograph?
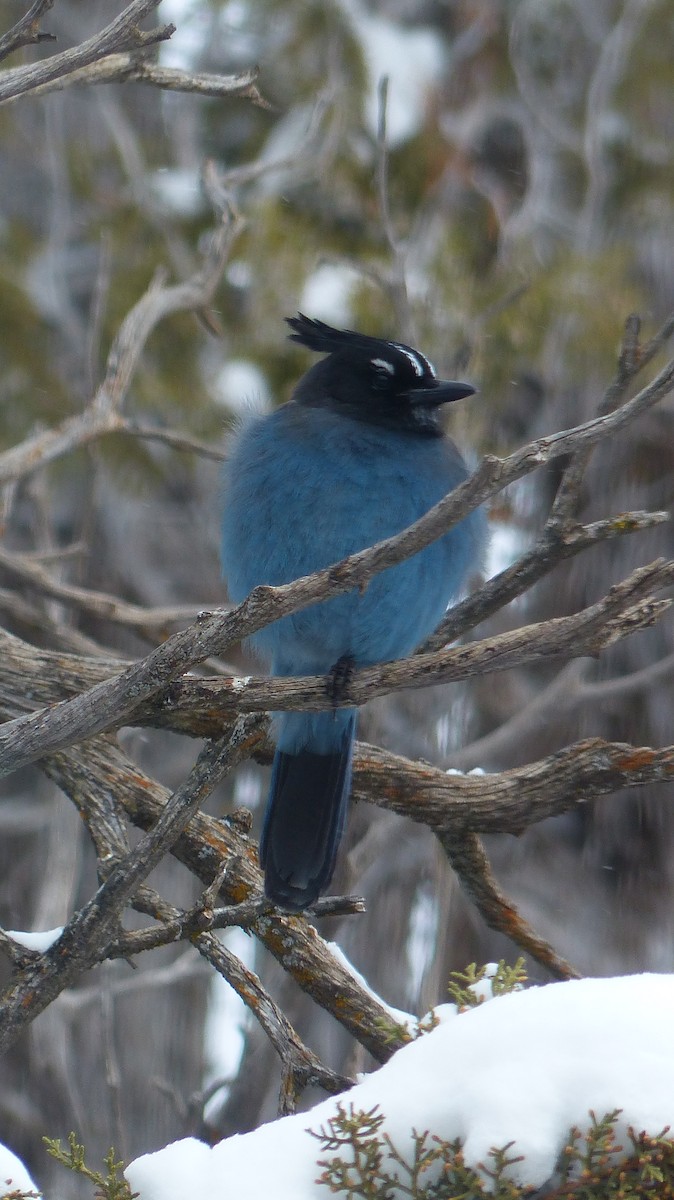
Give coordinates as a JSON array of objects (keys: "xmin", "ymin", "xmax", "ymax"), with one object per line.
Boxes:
[
  {"xmin": 285, "ymin": 313, "xmax": 435, "ymax": 380},
  {"xmin": 286, "ymin": 313, "xmax": 373, "ymax": 355}
]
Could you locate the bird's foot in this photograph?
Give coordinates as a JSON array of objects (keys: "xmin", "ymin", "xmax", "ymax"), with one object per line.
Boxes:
[{"xmin": 327, "ymin": 654, "xmax": 355, "ymax": 707}]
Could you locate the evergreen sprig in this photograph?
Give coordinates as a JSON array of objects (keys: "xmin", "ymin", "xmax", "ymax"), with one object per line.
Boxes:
[
  {"xmin": 43, "ymin": 1133, "xmax": 137, "ymax": 1200},
  {"xmin": 311, "ymin": 1105, "xmax": 674, "ymax": 1199},
  {"xmin": 446, "ymin": 957, "xmax": 528, "ymax": 1009}
]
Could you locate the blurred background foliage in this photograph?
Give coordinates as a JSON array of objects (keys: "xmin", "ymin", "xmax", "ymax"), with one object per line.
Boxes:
[{"xmin": 0, "ymin": 0, "xmax": 673, "ymax": 1194}]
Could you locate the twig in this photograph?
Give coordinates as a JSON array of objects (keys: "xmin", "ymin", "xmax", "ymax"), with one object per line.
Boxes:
[
  {"xmin": 0, "ymin": 204, "xmax": 239, "ymax": 485},
  {"xmin": 425, "ymin": 508, "xmax": 669, "ymax": 651},
  {"xmin": 118, "ymin": 419, "xmax": 226, "ymax": 461},
  {"xmin": 0, "ymin": 556, "xmax": 670, "ymax": 775},
  {"xmin": 40, "ymin": 736, "xmax": 409, "ymax": 1064},
  {"xmin": 4, "ymin": 51, "xmax": 266, "ymax": 106},
  {"xmin": 374, "ymin": 75, "xmax": 411, "ymax": 338},
  {"xmin": 0, "ymin": 544, "xmax": 205, "ymax": 630},
  {"xmin": 0, "ymin": 0, "xmax": 174, "ymax": 103},
  {"xmin": 109, "ymin": 893, "xmax": 366, "ymax": 956},
  {"xmin": 0, "ymin": 718, "xmax": 258, "ymax": 1056},
  {"xmin": 438, "ymin": 830, "xmax": 581, "ymax": 980},
  {"xmin": 0, "ymin": 0, "xmax": 55, "ymax": 62},
  {"xmin": 121, "ymin": 887, "xmax": 353, "ymax": 1110}
]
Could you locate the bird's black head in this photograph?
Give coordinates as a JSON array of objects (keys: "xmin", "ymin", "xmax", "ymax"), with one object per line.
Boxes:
[{"xmin": 286, "ymin": 313, "xmax": 476, "ymax": 438}]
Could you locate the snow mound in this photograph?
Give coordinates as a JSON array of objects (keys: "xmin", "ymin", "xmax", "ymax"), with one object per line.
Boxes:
[{"xmin": 127, "ymin": 973, "xmax": 674, "ymax": 1198}]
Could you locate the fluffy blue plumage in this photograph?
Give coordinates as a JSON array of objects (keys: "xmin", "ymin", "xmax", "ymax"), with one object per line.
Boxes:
[{"xmin": 221, "ymin": 315, "xmax": 486, "ymax": 910}]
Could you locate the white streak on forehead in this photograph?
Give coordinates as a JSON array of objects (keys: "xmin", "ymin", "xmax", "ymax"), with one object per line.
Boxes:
[
  {"xmin": 392, "ymin": 343, "xmax": 435, "ymax": 378},
  {"xmin": 371, "ymin": 357, "xmax": 395, "ymax": 374}
]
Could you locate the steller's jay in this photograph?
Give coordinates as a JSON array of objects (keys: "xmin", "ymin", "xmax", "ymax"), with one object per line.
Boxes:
[{"xmin": 221, "ymin": 314, "xmax": 486, "ymax": 911}]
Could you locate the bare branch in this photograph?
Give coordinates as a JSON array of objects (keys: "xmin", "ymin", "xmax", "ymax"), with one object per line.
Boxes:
[
  {"xmin": 121, "ymin": 888, "xmax": 353, "ymax": 1110},
  {"xmin": 0, "ymin": 544, "xmax": 204, "ymax": 632},
  {"xmin": 0, "ymin": 0, "xmax": 55, "ymax": 63},
  {"xmin": 426, "ymin": 509, "xmax": 669, "ymax": 652},
  {"xmin": 0, "ymin": 556, "xmax": 671, "ymax": 777},
  {"xmin": 439, "ymin": 831, "xmax": 581, "ymax": 981},
  {"xmin": 3, "ymin": 51, "xmax": 267, "ymax": 105},
  {"xmin": 353, "ymin": 737, "xmax": 674, "ymax": 838},
  {"xmin": 0, "ymin": 0, "xmax": 174, "ymax": 103},
  {"xmin": 0, "ymin": 718, "xmax": 258, "ymax": 1056},
  {"xmin": 0, "ymin": 205, "xmax": 239, "ymax": 485},
  {"xmin": 112, "ymin": 892, "xmax": 365, "ymax": 957},
  {"xmin": 118, "ymin": 418, "xmax": 226, "ymax": 461},
  {"xmin": 40, "ymin": 736, "xmax": 408, "ymax": 1063},
  {"xmin": 3, "ymin": 634, "xmax": 674, "ymax": 846},
  {"xmin": 0, "ymin": 508, "xmax": 665, "ymax": 718}
]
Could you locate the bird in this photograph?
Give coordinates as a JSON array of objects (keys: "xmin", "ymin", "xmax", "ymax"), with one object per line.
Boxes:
[{"xmin": 220, "ymin": 314, "xmax": 487, "ymax": 912}]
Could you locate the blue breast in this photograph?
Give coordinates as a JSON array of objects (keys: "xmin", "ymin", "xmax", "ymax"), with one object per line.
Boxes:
[{"xmin": 221, "ymin": 404, "xmax": 486, "ymax": 674}]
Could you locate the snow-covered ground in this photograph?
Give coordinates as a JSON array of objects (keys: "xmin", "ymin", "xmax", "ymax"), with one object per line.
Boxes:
[
  {"xmin": 120, "ymin": 973, "xmax": 674, "ymax": 1199},
  {"xmin": 5, "ymin": 970, "xmax": 669, "ymax": 1196},
  {"xmin": 0, "ymin": 1142, "xmax": 39, "ymax": 1197}
]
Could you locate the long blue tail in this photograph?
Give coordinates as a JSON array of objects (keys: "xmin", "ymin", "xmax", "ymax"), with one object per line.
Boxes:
[{"xmin": 260, "ymin": 709, "xmax": 357, "ymax": 912}]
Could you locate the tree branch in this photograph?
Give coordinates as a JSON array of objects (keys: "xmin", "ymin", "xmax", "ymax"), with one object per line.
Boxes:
[
  {"xmin": 0, "ymin": 313, "xmax": 669, "ymax": 774},
  {"xmin": 0, "ymin": 0, "xmax": 174, "ymax": 103},
  {"xmin": 352, "ymin": 737, "xmax": 674, "ymax": 837},
  {"xmin": 0, "ymin": 555, "xmax": 671, "ymax": 776},
  {"xmin": 438, "ymin": 830, "xmax": 581, "ymax": 981},
  {"xmin": 121, "ymin": 888, "xmax": 354, "ymax": 1112},
  {"xmin": 0, "ymin": 359, "xmax": 672, "ymax": 771},
  {"xmin": 0, "ymin": 0, "xmax": 55, "ymax": 63},
  {"xmin": 0, "ymin": 718, "xmax": 258, "ymax": 1056},
  {"xmin": 0, "ymin": 544, "xmax": 205, "ymax": 632},
  {"xmin": 7, "ymin": 51, "xmax": 268, "ymax": 106},
  {"xmin": 0, "ymin": 206, "xmax": 239, "ymax": 486},
  {"xmin": 426, "ymin": 510, "xmax": 669, "ymax": 652},
  {"xmin": 39, "ymin": 736, "xmax": 410, "ymax": 1064},
  {"xmin": 109, "ymin": 893, "xmax": 365, "ymax": 957}
]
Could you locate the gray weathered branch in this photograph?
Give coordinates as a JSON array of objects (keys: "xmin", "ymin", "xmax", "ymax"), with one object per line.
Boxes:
[
  {"xmin": 0, "ymin": 0, "xmax": 55, "ymax": 63},
  {"xmin": 0, "ymin": 0, "xmax": 173, "ymax": 103},
  {"xmin": 40, "ymin": 736, "xmax": 405, "ymax": 1064},
  {"xmin": 7, "ymin": 51, "xmax": 266, "ymax": 106},
  {"xmin": 0, "ymin": 553, "xmax": 670, "ymax": 778},
  {"xmin": 0, "ymin": 718, "xmax": 258, "ymax": 1056}
]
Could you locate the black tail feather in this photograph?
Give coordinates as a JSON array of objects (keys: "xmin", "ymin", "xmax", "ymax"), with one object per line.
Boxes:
[{"xmin": 260, "ymin": 723, "xmax": 355, "ymax": 912}]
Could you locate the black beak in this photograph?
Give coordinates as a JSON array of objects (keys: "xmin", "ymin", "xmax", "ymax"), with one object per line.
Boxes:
[{"xmin": 407, "ymin": 379, "xmax": 476, "ymax": 408}]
